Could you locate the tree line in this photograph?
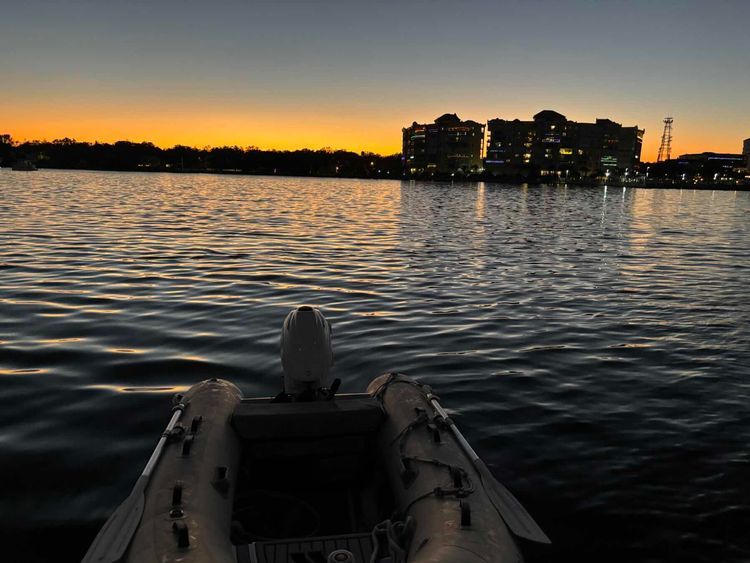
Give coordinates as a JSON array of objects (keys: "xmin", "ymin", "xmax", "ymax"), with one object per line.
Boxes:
[{"xmin": 0, "ymin": 135, "xmax": 402, "ymax": 178}]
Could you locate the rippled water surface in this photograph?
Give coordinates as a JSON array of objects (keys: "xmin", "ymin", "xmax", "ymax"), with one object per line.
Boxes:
[{"xmin": 1, "ymin": 170, "xmax": 749, "ymax": 562}]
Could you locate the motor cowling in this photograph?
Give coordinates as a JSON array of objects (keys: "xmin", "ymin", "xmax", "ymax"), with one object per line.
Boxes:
[{"xmin": 280, "ymin": 306, "xmax": 334, "ymax": 396}]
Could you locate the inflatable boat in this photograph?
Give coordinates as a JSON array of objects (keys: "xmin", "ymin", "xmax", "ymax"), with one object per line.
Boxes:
[{"xmin": 83, "ymin": 307, "xmax": 549, "ymax": 563}]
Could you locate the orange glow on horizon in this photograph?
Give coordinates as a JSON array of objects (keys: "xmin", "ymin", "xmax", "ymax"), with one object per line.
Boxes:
[
  {"xmin": 2, "ymin": 117, "xmax": 403, "ymax": 156},
  {"xmin": 0, "ymin": 99, "xmax": 403, "ymax": 156},
  {"xmin": 2, "ymin": 99, "xmax": 744, "ymax": 162}
]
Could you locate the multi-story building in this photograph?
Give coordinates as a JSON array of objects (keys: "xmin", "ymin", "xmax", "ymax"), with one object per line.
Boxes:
[
  {"xmin": 402, "ymin": 113, "xmax": 485, "ymax": 175},
  {"xmin": 676, "ymin": 152, "xmax": 745, "ymax": 182},
  {"xmin": 648, "ymin": 151, "xmax": 745, "ymax": 183},
  {"xmin": 743, "ymin": 138, "xmax": 750, "ymax": 168},
  {"xmin": 485, "ymin": 110, "xmax": 643, "ymax": 178}
]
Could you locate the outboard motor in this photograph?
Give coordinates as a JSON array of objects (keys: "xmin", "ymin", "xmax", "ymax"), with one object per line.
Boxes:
[{"xmin": 280, "ymin": 306, "xmax": 337, "ymax": 400}]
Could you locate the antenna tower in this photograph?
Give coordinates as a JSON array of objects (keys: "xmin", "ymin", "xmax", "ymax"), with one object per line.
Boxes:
[{"xmin": 656, "ymin": 117, "xmax": 673, "ymax": 162}]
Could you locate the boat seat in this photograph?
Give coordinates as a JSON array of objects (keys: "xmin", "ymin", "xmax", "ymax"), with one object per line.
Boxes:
[{"xmin": 232, "ymin": 397, "xmax": 384, "ymax": 441}]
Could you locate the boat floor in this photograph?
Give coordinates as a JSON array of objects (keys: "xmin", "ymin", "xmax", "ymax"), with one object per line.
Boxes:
[
  {"xmin": 230, "ymin": 397, "xmax": 393, "ymax": 562},
  {"xmin": 236, "ymin": 532, "xmax": 373, "ymax": 563}
]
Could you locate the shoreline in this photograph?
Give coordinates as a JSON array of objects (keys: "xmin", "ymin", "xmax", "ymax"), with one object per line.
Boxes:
[{"xmin": 3, "ymin": 165, "xmax": 748, "ymax": 191}]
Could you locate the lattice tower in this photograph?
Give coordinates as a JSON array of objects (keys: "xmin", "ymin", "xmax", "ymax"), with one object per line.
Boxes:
[{"xmin": 657, "ymin": 117, "xmax": 673, "ymax": 162}]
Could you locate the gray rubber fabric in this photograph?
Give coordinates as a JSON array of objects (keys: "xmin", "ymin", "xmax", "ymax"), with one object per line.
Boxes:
[
  {"xmin": 368, "ymin": 373, "xmax": 524, "ymax": 563},
  {"xmin": 125, "ymin": 378, "xmax": 242, "ymax": 563}
]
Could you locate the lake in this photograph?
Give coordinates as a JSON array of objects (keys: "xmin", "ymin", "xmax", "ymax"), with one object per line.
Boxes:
[{"xmin": 1, "ymin": 169, "xmax": 749, "ymax": 562}]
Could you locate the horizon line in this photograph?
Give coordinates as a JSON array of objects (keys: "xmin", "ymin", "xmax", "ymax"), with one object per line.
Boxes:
[
  {"xmin": 2, "ymin": 133, "xmax": 403, "ymax": 157},
  {"xmin": 3, "ymin": 130, "xmax": 747, "ymax": 164}
]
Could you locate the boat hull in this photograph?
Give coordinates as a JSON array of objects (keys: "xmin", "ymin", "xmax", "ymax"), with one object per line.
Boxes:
[{"xmin": 84, "ymin": 375, "xmax": 532, "ymax": 562}]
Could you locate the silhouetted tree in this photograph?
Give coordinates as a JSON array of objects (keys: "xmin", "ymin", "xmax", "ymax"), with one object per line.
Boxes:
[
  {"xmin": 0, "ymin": 136, "xmax": 403, "ymax": 178},
  {"xmin": 0, "ymin": 134, "xmax": 14, "ymax": 163}
]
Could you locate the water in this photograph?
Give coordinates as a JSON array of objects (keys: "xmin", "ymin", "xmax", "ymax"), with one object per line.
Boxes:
[{"xmin": 1, "ymin": 169, "xmax": 749, "ymax": 562}]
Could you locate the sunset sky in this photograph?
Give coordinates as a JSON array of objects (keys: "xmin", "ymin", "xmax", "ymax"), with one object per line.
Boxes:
[{"xmin": 2, "ymin": 0, "xmax": 748, "ymax": 161}]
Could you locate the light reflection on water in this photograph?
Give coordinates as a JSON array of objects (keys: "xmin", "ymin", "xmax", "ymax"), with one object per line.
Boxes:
[{"xmin": 1, "ymin": 170, "xmax": 749, "ymax": 562}]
